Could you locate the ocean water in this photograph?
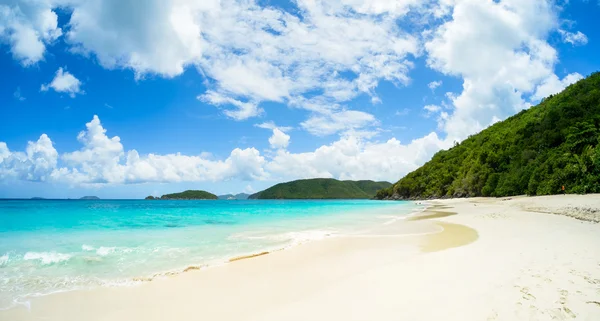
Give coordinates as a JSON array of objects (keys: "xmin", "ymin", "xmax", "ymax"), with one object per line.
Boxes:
[{"xmin": 0, "ymin": 199, "xmax": 418, "ymax": 309}]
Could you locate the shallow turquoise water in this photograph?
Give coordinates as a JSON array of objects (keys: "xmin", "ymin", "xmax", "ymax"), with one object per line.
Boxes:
[{"xmin": 0, "ymin": 199, "xmax": 416, "ymax": 309}]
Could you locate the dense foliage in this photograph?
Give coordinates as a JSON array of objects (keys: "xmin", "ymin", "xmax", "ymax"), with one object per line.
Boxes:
[
  {"xmin": 151, "ymin": 190, "xmax": 218, "ymax": 200},
  {"xmin": 249, "ymin": 179, "xmax": 392, "ymax": 199},
  {"xmin": 377, "ymin": 72, "xmax": 600, "ymax": 200}
]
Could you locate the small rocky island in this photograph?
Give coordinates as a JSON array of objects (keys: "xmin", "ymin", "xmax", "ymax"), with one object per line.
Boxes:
[
  {"xmin": 79, "ymin": 196, "xmax": 100, "ymax": 200},
  {"xmin": 145, "ymin": 190, "xmax": 218, "ymax": 200}
]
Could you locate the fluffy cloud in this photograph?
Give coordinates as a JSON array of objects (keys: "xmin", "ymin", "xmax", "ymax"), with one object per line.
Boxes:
[
  {"xmin": 558, "ymin": 29, "xmax": 588, "ymax": 46},
  {"xmin": 266, "ymin": 132, "xmax": 449, "ymax": 181},
  {"xmin": 424, "ymin": 0, "xmax": 569, "ymax": 140},
  {"xmin": 531, "ymin": 72, "xmax": 583, "ymax": 101},
  {"xmin": 0, "ymin": 0, "xmax": 62, "ymax": 65},
  {"xmin": 41, "ymin": 67, "xmax": 83, "ymax": 97},
  {"xmin": 4, "ymin": 0, "xmax": 419, "ymax": 121},
  {"xmin": 0, "ymin": 0, "xmax": 587, "ymax": 187},
  {"xmin": 54, "ymin": 116, "xmax": 267, "ymax": 185},
  {"xmin": 424, "ymin": 104, "xmax": 442, "ymax": 113},
  {"xmin": 199, "ymin": 90, "xmax": 261, "ymax": 120},
  {"xmin": 301, "ymin": 110, "xmax": 378, "ymax": 136},
  {"xmin": 268, "ymin": 128, "xmax": 291, "ymax": 149},
  {"xmin": 255, "ymin": 121, "xmax": 292, "ymax": 149},
  {"xmin": 0, "ymin": 116, "xmax": 449, "ymax": 185},
  {"xmin": 0, "ymin": 134, "xmax": 58, "ymax": 181},
  {"xmin": 65, "ymin": 0, "xmax": 207, "ymax": 78}
]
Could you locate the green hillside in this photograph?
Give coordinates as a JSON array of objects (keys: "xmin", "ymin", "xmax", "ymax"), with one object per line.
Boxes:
[
  {"xmin": 377, "ymin": 72, "xmax": 600, "ymax": 200},
  {"xmin": 249, "ymin": 178, "xmax": 392, "ymax": 199},
  {"xmin": 147, "ymin": 190, "xmax": 218, "ymax": 200}
]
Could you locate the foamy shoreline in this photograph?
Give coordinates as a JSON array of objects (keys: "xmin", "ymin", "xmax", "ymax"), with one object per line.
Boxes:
[{"xmin": 3, "ymin": 195, "xmax": 600, "ymax": 321}]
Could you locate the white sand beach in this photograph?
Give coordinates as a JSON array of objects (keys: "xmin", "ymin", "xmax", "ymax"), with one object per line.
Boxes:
[{"xmin": 3, "ymin": 195, "xmax": 600, "ymax": 321}]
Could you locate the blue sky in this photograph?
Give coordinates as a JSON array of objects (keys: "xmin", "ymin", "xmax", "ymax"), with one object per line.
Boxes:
[{"xmin": 0, "ymin": 0, "xmax": 598, "ymax": 199}]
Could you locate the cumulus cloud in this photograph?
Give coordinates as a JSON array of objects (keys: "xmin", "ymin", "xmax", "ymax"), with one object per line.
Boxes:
[
  {"xmin": 0, "ymin": 116, "xmax": 449, "ymax": 185},
  {"xmin": 268, "ymin": 128, "xmax": 291, "ymax": 149},
  {"xmin": 558, "ymin": 29, "xmax": 588, "ymax": 46},
  {"xmin": 255, "ymin": 121, "xmax": 292, "ymax": 149},
  {"xmin": 531, "ymin": 72, "xmax": 583, "ymax": 101},
  {"xmin": 0, "ymin": 0, "xmax": 62, "ymax": 65},
  {"xmin": 55, "ymin": 116, "xmax": 268, "ymax": 185},
  {"xmin": 41, "ymin": 67, "xmax": 83, "ymax": 97},
  {"xmin": 1, "ymin": 0, "xmax": 587, "ymax": 186},
  {"xmin": 4, "ymin": 0, "xmax": 419, "ymax": 121},
  {"xmin": 266, "ymin": 132, "xmax": 449, "ymax": 181},
  {"xmin": 424, "ymin": 0, "xmax": 567, "ymax": 141},
  {"xmin": 0, "ymin": 134, "xmax": 58, "ymax": 181}
]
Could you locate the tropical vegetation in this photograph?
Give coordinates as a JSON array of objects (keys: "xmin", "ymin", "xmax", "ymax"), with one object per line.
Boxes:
[
  {"xmin": 249, "ymin": 178, "xmax": 391, "ymax": 199},
  {"xmin": 377, "ymin": 72, "xmax": 600, "ymax": 199},
  {"xmin": 146, "ymin": 190, "xmax": 218, "ymax": 200}
]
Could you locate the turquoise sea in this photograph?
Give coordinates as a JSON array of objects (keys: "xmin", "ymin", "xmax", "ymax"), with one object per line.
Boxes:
[{"xmin": 0, "ymin": 199, "xmax": 418, "ymax": 309}]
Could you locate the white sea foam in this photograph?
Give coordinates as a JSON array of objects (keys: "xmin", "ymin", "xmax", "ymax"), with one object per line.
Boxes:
[
  {"xmin": 81, "ymin": 244, "xmax": 95, "ymax": 251},
  {"xmin": 231, "ymin": 230, "xmax": 335, "ymax": 246},
  {"xmin": 23, "ymin": 252, "xmax": 72, "ymax": 265},
  {"xmin": 96, "ymin": 247, "xmax": 116, "ymax": 256},
  {"xmin": 0, "ymin": 254, "xmax": 8, "ymax": 266}
]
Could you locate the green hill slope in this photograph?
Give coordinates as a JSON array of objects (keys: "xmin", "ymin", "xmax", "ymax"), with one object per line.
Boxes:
[
  {"xmin": 148, "ymin": 190, "xmax": 218, "ymax": 200},
  {"xmin": 376, "ymin": 72, "xmax": 600, "ymax": 200},
  {"xmin": 249, "ymin": 178, "xmax": 392, "ymax": 199}
]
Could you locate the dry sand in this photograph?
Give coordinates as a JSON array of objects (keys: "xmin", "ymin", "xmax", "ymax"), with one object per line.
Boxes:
[{"xmin": 2, "ymin": 195, "xmax": 600, "ymax": 321}]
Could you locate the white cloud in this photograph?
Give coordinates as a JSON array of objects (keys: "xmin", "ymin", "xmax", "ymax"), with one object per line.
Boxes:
[
  {"xmin": 268, "ymin": 128, "xmax": 290, "ymax": 149},
  {"xmin": 266, "ymin": 132, "xmax": 450, "ymax": 182},
  {"xmin": 66, "ymin": 0, "xmax": 206, "ymax": 78},
  {"xmin": 0, "ymin": 116, "xmax": 450, "ymax": 186},
  {"xmin": 425, "ymin": 0, "xmax": 565, "ymax": 141},
  {"xmin": 424, "ymin": 104, "xmax": 441, "ymax": 113},
  {"xmin": 301, "ymin": 110, "xmax": 378, "ymax": 136},
  {"xmin": 428, "ymin": 80, "xmax": 442, "ymax": 91},
  {"xmin": 4, "ymin": 0, "xmax": 419, "ymax": 122},
  {"xmin": 41, "ymin": 67, "xmax": 83, "ymax": 97},
  {"xmin": 558, "ymin": 29, "xmax": 588, "ymax": 46},
  {"xmin": 0, "ymin": 0, "xmax": 588, "ymax": 188},
  {"xmin": 531, "ymin": 72, "xmax": 583, "ymax": 101},
  {"xmin": 54, "ymin": 116, "xmax": 268, "ymax": 185},
  {"xmin": 255, "ymin": 121, "xmax": 292, "ymax": 132},
  {"xmin": 0, "ymin": 134, "xmax": 58, "ymax": 182},
  {"xmin": 0, "ymin": 0, "xmax": 62, "ymax": 65},
  {"xmin": 199, "ymin": 90, "xmax": 261, "ymax": 120},
  {"xmin": 256, "ymin": 121, "xmax": 292, "ymax": 150}
]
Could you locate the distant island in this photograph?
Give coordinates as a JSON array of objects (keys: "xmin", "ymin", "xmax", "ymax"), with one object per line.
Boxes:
[
  {"xmin": 30, "ymin": 197, "xmax": 46, "ymax": 200},
  {"xmin": 218, "ymin": 193, "xmax": 250, "ymax": 200},
  {"xmin": 249, "ymin": 178, "xmax": 392, "ymax": 199},
  {"xmin": 145, "ymin": 190, "xmax": 218, "ymax": 200},
  {"xmin": 376, "ymin": 72, "xmax": 600, "ymax": 200},
  {"xmin": 80, "ymin": 196, "xmax": 100, "ymax": 200}
]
